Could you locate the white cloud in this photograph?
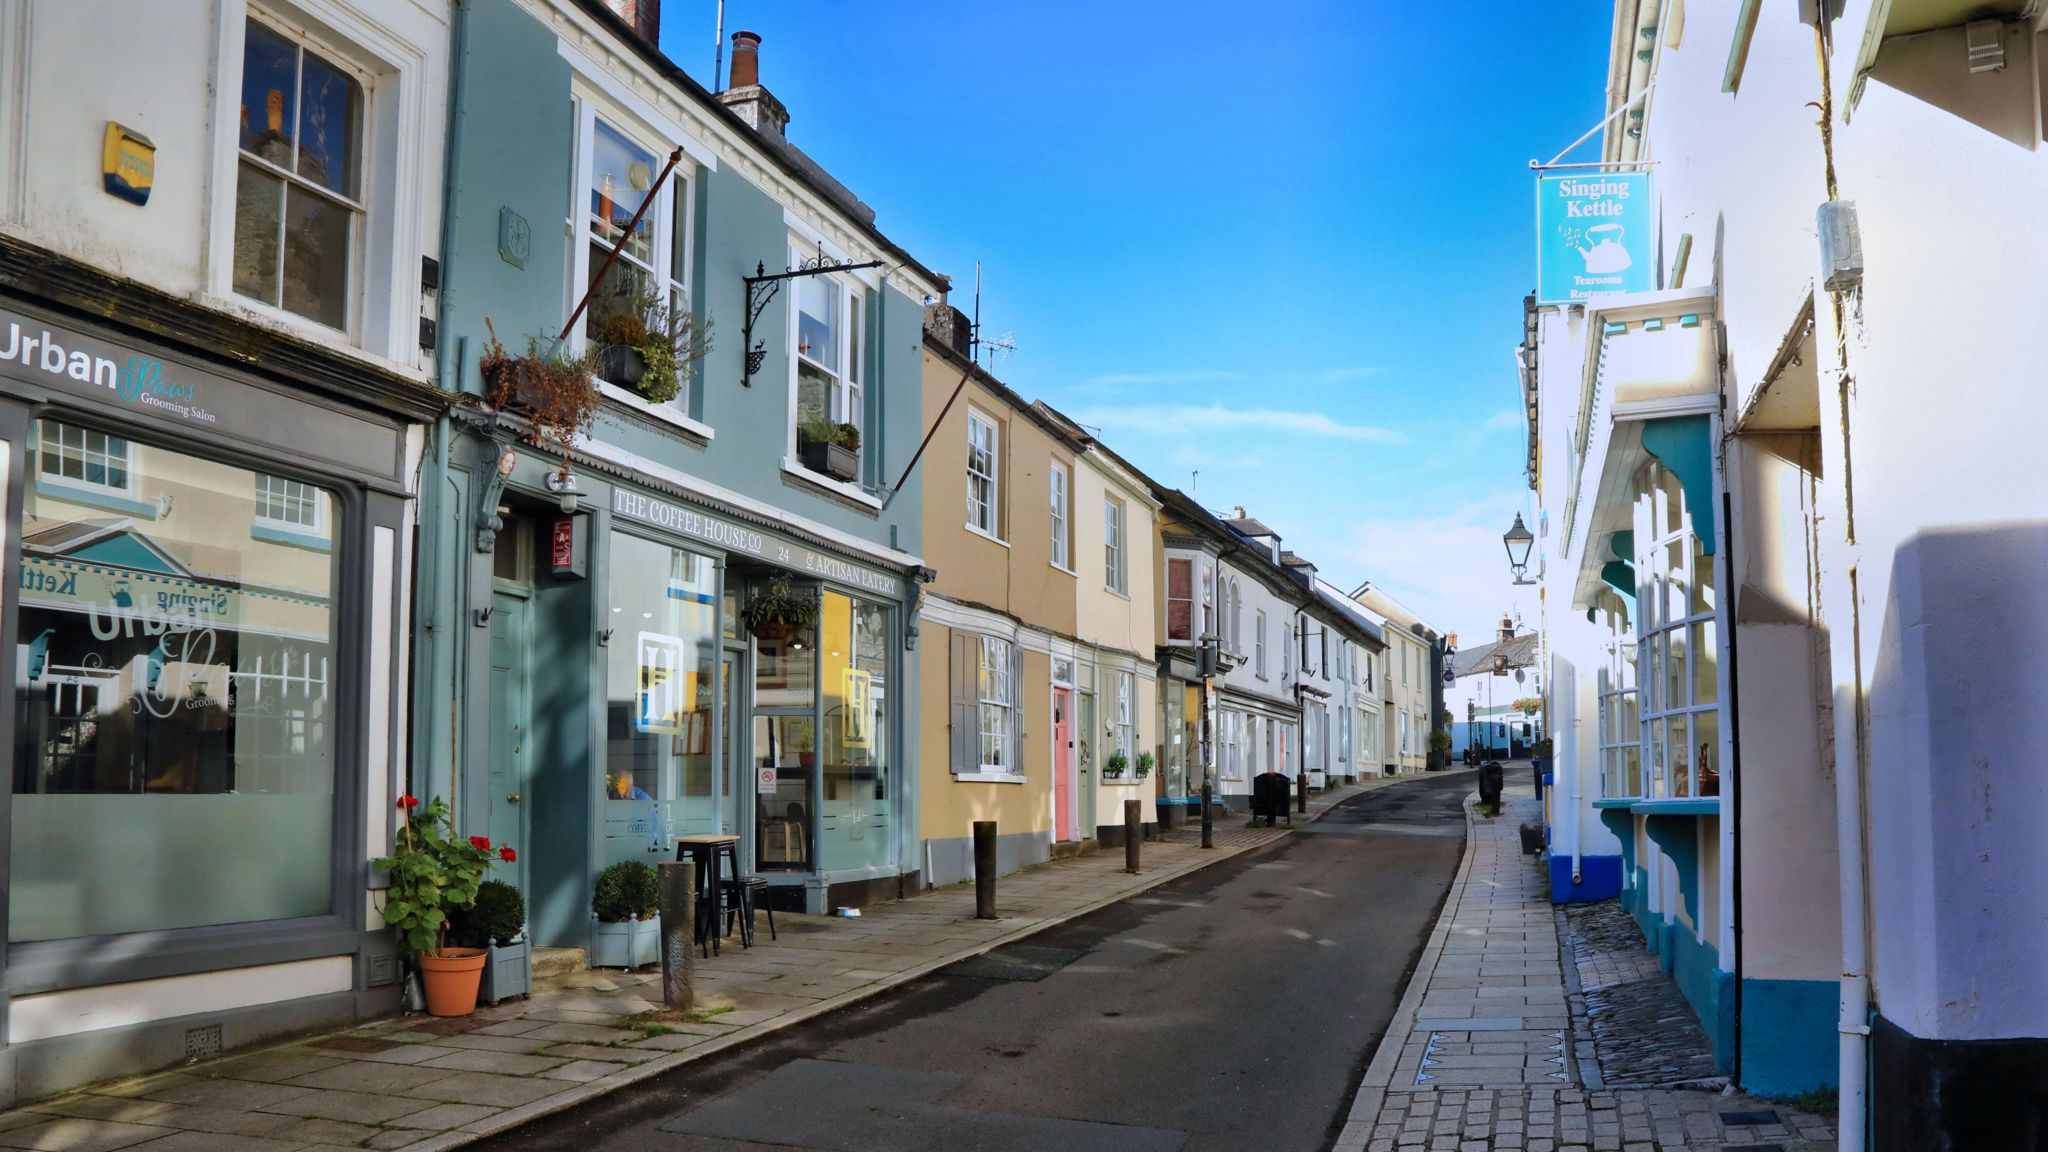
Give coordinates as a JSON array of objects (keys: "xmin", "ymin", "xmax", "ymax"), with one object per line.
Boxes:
[
  {"xmin": 1071, "ymin": 403, "xmax": 1405, "ymax": 443},
  {"xmin": 1330, "ymin": 491, "xmax": 1541, "ymax": 647},
  {"xmin": 1483, "ymin": 409, "xmax": 1522, "ymax": 432},
  {"xmin": 1084, "ymin": 369, "xmax": 1243, "ymax": 388}
]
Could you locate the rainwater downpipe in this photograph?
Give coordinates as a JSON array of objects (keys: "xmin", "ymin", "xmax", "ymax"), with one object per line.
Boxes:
[{"xmin": 1810, "ymin": 9, "xmax": 1870, "ymax": 1147}]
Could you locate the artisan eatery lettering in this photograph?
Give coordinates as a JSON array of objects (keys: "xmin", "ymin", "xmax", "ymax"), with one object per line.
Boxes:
[{"xmin": 0, "ymin": 321, "xmax": 215, "ymax": 423}]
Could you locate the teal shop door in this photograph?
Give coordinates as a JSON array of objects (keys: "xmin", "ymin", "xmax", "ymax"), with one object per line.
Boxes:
[{"xmin": 488, "ymin": 591, "xmax": 532, "ymax": 893}]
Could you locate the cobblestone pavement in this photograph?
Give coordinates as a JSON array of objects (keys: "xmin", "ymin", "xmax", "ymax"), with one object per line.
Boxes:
[
  {"xmin": 1561, "ymin": 899, "xmax": 1719, "ymax": 1089},
  {"xmin": 0, "ymin": 776, "xmax": 1415, "ymax": 1152},
  {"xmin": 1334, "ymin": 778, "xmax": 1837, "ymax": 1151}
]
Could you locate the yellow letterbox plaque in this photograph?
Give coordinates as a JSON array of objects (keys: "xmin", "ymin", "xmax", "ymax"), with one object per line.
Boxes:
[{"xmin": 102, "ymin": 122, "xmax": 155, "ymax": 206}]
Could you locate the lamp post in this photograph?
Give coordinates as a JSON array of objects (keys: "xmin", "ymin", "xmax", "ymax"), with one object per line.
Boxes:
[{"xmin": 1504, "ymin": 513, "xmax": 1536, "ymax": 586}]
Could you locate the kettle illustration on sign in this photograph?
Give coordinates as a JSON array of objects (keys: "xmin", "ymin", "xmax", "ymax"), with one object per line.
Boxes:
[{"xmin": 1576, "ymin": 223, "xmax": 1632, "ymax": 273}]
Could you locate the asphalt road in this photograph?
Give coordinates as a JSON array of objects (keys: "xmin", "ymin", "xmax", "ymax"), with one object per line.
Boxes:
[{"xmin": 473, "ymin": 770, "xmax": 1473, "ymax": 1152}]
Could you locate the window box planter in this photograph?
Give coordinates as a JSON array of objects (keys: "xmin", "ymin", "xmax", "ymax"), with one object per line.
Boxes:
[
  {"xmin": 601, "ymin": 344, "xmax": 648, "ymax": 389},
  {"xmin": 479, "ymin": 936, "xmax": 531, "ymax": 1004},
  {"xmin": 800, "ymin": 440, "xmax": 859, "ymax": 483},
  {"xmin": 590, "ymin": 915, "xmax": 661, "ymax": 969}
]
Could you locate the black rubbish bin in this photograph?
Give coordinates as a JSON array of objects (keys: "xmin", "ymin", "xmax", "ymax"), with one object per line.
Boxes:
[
  {"xmin": 1478, "ymin": 761, "xmax": 1504, "ymax": 807},
  {"xmin": 1531, "ymin": 756, "xmax": 1549, "ymax": 801}
]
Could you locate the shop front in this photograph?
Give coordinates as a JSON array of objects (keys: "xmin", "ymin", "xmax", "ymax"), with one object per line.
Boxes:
[
  {"xmin": 452, "ymin": 452, "xmax": 921, "ymax": 943},
  {"xmin": 0, "ymin": 303, "xmax": 419, "ymax": 1101}
]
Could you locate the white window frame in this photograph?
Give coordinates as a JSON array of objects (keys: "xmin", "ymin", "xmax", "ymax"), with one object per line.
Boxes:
[
  {"xmin": 1255, "ymin": 610, "xmax": 1268, "ymax": 678},
  {"xmin": 966, "ymin": 408, "xmax": 1001, "ymax": 539},
  {"xmin": 1114, "ymin": 671, "xmax": 1135, "ymax": 761},
  {"xmin": 1166, "ymin": 556, "xmax": 1193, "ymax": 641},
  {"xmin": 568, "ymin": 98, "xmax": 697, "ymax": 408},
  {"xmin": 1049, "ymin": 463, "xmax": 1071, "ymax": 570},
  {"xmin": 254, "ymin": 472, "xmax": 328, "ymax": 535},
  {"xmin": 1103, "ymin": 496, "xmax": 1126, "ymax": 594},
  {"xmin": 1229, "ymin": 578, "xmax": 1242, "ymax": 654},
  {"xmin": 225, "ymin": 8, "xmax": 372, "ymax": 339},
  {"xmin": 785, "ymin": 242, "xmax": 865, "ymax": 479},
  {"xmin": 1597, "ymin": 604, "xmax": 1642, "ymax": 799},
  {"xmin": 1200, "ymin": 564, "xmax": 1214, "ymax": 638},
  {"xmin": 976, "ymin": 635, "xmax": 1015, "ymax": 773},
  {"xmin": 1633, "ymin": 459, "xmax": 1719, "ymax": 799},
  {"xmin": 35, "ymin": 422, "xmax": 139, "ymax": 503}
]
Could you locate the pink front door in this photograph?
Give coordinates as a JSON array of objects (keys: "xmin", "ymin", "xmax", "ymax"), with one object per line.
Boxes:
[{"xmin": 1053, "ymin": 688, "xmax": 1075, "ymax": 842}]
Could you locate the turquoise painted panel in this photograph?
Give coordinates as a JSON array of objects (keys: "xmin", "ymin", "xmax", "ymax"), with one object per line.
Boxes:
[
  {"xmin": 1639, "ymin": 415, "xmax": 1716, "ymax": 554},
  {"xmin": 1741, "ymin": 978, "xmax": 1839, "ymax": 1097},
  {"xmin": 1601, "ymin": 560, "xmax": 1635, "ymax": 599},
  {"xmin": 1641, "ymin": 811, "xmax": 1701, "ymax": 925},
  {"xmin": 1668, "ymin": 929, "xmax": 1735, "ymax": 1076}
]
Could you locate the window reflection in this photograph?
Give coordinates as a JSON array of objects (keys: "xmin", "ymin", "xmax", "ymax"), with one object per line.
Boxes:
[
  {"xmin": 821, "ymin": 592, "xmax": 889, "ymax": 872},
  {"xmin": 605, "ymin": 534, "xmax": 717, "ymax": 850},
  {"xmin": 13, "ymin": 422, "xmax": 339, "ymax": 941}
]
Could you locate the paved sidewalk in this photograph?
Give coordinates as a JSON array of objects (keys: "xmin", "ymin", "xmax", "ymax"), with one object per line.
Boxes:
[
  {"xmin": 1335, "ymin": 781, "xmax": 1837, "ymax": 1152},
  {"xmin": 0, "ymin": 774, "xmax": 1423, "ymax": 1152}
]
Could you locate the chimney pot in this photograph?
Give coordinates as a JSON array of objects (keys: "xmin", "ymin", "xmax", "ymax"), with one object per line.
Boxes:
[
  {"xmin": 729, "ymin": 30, "xmax": 761, "ymax": 88},
  {"xmin": 599, "ymin": 0, "xmax": 660, "ymax": 44},
  {"xmin": 1233, "ymin": 506, "xmax": 1247, "ymax": 520}
]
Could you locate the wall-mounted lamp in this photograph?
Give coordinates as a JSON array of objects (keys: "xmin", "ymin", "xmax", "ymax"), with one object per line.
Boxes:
[{"xmin": 545, "ymin": 468, "xmax": 581, "ymax": 513}]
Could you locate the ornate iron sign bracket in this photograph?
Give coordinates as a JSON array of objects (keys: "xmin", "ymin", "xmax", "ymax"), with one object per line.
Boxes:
[{"xmin": 740, "ymin": 250, "xmax": 883, "ymax": 388}]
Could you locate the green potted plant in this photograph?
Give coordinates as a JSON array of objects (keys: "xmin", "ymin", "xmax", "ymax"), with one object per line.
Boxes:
[
  {"xmin": 796, "ymin": 418, "xmax": 861, "ymax": 482},
  {"xmin": 1103, "ymin": 751, "xmax": 1129, "ymax": 779},
  {"xmin": 453, "ymin": 879, "xmax": 530, "ymax": 1005},
  {"xmin": 742, "ymin": 577, "xmax": 817, "ymax": 643},
  {"xmin": 478, "ymin": 320, "xmax": 603, "ymax": 449},
  {"xmin": 375, "ymin": 795, "xmax": 516, "ymax": 1017},
  {"xmin": 592, "ymin": 287, "xmax": 713, "ymax": 405},
  {"xmin": 1134, "ymin": 752, "xmax": 1156, "ymax": 780},
  {"xmin": 591, "ymin": 860, "xmax": 662, "ymax": 969}
]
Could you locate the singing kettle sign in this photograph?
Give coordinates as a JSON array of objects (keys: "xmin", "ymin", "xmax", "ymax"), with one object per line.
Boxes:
[{"xmin": 1536, "ymin": 172, "xmax": 1655, "ymax": 305}]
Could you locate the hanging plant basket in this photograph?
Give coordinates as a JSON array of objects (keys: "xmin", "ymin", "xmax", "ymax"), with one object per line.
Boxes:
[{"xmin": 741, "ymin": 577, "xmax": 816, "ymax": 644}]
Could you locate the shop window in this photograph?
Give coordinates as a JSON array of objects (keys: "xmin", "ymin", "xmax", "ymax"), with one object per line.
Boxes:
[
  {"xmin": 821, "ymin": 591, "xmax": 891, "ymax": 871},
  {"xmin": 1050, "ymin": 464, "xmax": 1071, "ymax": 570},
  {"xmin": 790, "ymin": 250, "xmax": 864, "ymax": 480},
  {"xmin": 1104, "ymin": 496, "xmax": 1126, "ymax": 593},
  {"xmin": 1632, "ymin": 460, "xmax": 1719, "ymax": 798},
  {"xmin": 1166, "ymin": 557, "xmax": 1192, "ymax": 641},
  {"xmin": 233, "ymin": 14, "xmax": 363, "ymax": 331},
  {"xmin": 13, "ymin": 422, "xmax": 340, "ymax": 941},
  {"xmin": 604, "ymin": 533, "xmax": 717, "ymax": 844},
  {"xmin": 966, "ymin": 411, "xmax": 999, "ymax": 536},
  {"xmin": 976, "ymin": 636, "xmax": 1014, "ymax": 772}
]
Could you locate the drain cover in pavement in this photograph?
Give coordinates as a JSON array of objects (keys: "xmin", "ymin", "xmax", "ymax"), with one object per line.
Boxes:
[
  {"xmin": 1722, "ymin": 1109, "xmax": 1782, "ymax": 1126},
  {"xmin": 662, "ymin": 1058, "xmax": 1188, "ymax": 1151},
  {"xmin": 947, "ymin": 944, "xmax": 1084, "ymax": 982}
]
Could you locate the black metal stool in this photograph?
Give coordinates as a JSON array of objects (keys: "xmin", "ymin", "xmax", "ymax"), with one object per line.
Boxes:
[{"xmin": 721, "ymin": 875, "xmax": 776, "ymax": 947}]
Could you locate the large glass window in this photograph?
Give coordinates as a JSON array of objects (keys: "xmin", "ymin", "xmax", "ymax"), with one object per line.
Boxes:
[
  {"xmin": 1166, "ymin": 557, "xmax": 1192, "ymax": 641},
  {"xmin": 1632, "ymin": 460, "xmax": 1719, "ymax": 798},
  {"xmin": 820, "ymin": 591, "xmax": 891, "ymax": 871},
  {"xmin": 13, "ymin": 422, "xmax": 340, "ymax": 941},
  {"xmin": 234, "ymin": 16, "xmax": 361, "ymax": 330},
  {"xmin": 791, "ymin": 254, "xmax": 864, "ymax": 476},
  {"xmin": 572, "ymin": 106, "xmax": 695, "ymax": 411},
  {"xmin": 752, "ymin": 578, "xmax": 818, "ymax": 873},
  {"xmin": 604, "ymin": 534, "xmax": 717, "ymax": 852},
  {"xmin": 977, "ymin": 636, "xmax": 1014, "ymax": 772}
]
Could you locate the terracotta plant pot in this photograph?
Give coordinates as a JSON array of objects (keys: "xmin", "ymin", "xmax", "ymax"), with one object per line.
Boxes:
[{"xmin": 417, "ymin": 948, "xmax": 488, "ymax": 1017}]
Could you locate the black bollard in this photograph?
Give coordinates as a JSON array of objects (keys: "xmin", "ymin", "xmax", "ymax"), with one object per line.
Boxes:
[
  {"xmin": 1124, "ymin": 800, "xmax": 1142, "ymax": 873},
  {"xmin": 973, "ymin": 820, "xmax": 997, "ymax": 920},
  {"xmin": 1296, "ymin": 770, "xmax": 1308, "ymax": 815},
  {"xmin": 1200, "ymin": 782, "xmax": 1214, "ymax": 849},
  {"xmin": 659, "ymin": 860, "xmax": 695, "ymax": 1010}
]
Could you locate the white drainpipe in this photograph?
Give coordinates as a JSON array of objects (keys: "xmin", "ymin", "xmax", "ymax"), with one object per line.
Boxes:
[{"xmin": 1835, "ymin": 629, "xmax": 1870, "ymax": 1149}]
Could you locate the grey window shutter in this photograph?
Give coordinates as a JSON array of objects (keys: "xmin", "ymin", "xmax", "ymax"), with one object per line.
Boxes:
[
  {"xmin": 950, "ymin": 630, "xmax": 975, "ymax": 773},
  {"xmin": 1009, "ymin": 640, "xmax": 1026, "ymax": 773}
]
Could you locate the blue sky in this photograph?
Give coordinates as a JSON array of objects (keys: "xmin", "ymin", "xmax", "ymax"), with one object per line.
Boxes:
[{"xmin": 658, "ymin": 2, "xmax": 1611, "ymax": 642}]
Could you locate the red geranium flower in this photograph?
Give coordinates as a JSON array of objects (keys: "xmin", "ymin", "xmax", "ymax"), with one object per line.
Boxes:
[
  {"xmin": 499, "ymin": 846, "xmax": 517, "ymax": 863},
  {"xmin": 397, "ymin": 795, "xmax": 420, "ymax": 810},
  {"xmin": 469, "ymin": 836, "xmax": 491, "ymax": 852}
]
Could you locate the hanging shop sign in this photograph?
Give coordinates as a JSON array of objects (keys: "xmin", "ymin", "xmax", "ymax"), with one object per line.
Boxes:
[
  {"xmin": 610, "ymin": 487, "xmax": 903, "ymax": 599},
  {"xmin": 1535, "ymin": 172, "xmax": 1655, "ymax": 305}
]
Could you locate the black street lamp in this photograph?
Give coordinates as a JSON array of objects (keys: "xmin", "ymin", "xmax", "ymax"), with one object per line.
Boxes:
[{"xmin": 1504, "ymin": 513, "xmax": 1536, "ymax": 585}]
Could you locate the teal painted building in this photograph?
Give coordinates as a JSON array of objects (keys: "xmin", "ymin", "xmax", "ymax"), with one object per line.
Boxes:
[{"xmin": 419, "ymin": 0, "xmax": 945, "ymax": 943}]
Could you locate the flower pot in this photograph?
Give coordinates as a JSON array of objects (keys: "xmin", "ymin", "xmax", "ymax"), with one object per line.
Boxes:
[
  {"xmin": 799, "ymin": 440, "xmax": 860, "ymax": 482},
  {"xmin": 601, "ymin": 345, "xmax": 648, "ymax": 388},
  {"xmin": 417, "ymin": 948, "xmax": 488, "ymax": 1017},
  {"xmin": 479, "ymin": 938, "xmax": 531, "ymax": 1005},
  {"xmin": 630, "ymin": 915, "xmax": 662, "ymax": 968},
  {"xmin": 591, "ymin": 919, "xmax": 634, "ymax": 969}
]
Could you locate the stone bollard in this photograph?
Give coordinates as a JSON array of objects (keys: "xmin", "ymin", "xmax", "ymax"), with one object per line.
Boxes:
[
  {"xmin": 1200, "ymin": 782, "xmax": 1214, "ymax": 849},
  {"xmin": 659, "ymin": 860, "xmax": 695, "ymax": 1010},
  {"xmin": 973, "ymin": 820, "xmax": 998, "ymax": 920},
  {"xmin": 1124, "ymin": 799, "xmax": 1142, "ymax": 873}
]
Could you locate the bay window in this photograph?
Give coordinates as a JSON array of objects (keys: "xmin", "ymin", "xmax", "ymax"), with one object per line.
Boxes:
[
  {"xmin": 1166, "ymin": 557, "xmax": 1193, "ymax": 641},
  {"xmin": 1632, "ymin": 460, "xmax": 1719, "ymax": 798}
]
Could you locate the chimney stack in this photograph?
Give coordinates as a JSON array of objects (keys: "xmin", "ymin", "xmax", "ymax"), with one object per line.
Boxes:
[
  {"xmin": 597, "ymin": 0, "xmax": 659, "ymax": 44},
  {"xmin": 717, "ymin": 31, "xmax": 790, "ymax": 142}
]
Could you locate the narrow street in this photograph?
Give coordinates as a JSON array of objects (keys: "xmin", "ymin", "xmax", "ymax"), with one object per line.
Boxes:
[{"xmin": 471, "ymin": 772, "xmax": 1472, "ymax": 1152}]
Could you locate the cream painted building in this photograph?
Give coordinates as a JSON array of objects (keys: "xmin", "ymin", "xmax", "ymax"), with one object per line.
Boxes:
[
  {"xmin": 1351, "ymin": 586, "xmax": 1440, "ymax": 775},
  {"xmin": 1068, "ymin": 433, "xmax": 1162, "ymax": 842}
]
